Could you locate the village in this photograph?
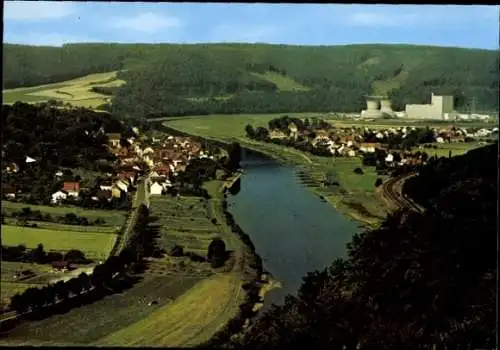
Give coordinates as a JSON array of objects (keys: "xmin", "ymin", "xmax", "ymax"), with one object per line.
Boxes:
[
  {"xmin": 2, "ymin": 128, "xmax": 217, "ymax": 205},
  {"xmin": 249, "ymin": 116, "xmax": 499, "ymax": 170}
]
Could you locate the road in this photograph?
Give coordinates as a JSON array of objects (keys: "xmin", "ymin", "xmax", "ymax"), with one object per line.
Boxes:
[{"xmin": 381, "ymin": 172, "xmax": 424, "ymax": 214}]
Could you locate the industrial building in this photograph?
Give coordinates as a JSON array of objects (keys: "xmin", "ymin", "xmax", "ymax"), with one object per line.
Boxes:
[
  {"xmin": 361, "ymin": 96, "xmax": 394, "ymax": 118},
  {"xmin": 405, "ymin": 93, "xmax": 454, "ymax": 120}
]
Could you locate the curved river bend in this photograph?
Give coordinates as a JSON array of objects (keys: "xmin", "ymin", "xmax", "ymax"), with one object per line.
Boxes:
[{"xmin": 227, "ymin": 149, "xmax": 360, "ymax": 312}]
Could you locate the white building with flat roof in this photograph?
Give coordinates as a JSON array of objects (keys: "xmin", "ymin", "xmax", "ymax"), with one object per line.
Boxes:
[{"xmin": 405, "ymin": 93, "xmax": 454, "ymax": 120}]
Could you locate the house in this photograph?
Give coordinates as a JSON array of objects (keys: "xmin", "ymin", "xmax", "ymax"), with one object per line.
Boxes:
[
  {"xmin": 347, "ymin": 150, "xmax": 356, "ymax": 157},
  {"xmin": 3, "ymin": 186, "xmax": 17, "ymax": 199},
  {"xmin": 55, "ymin": 170, "xmax": 64, "ymax": 177},
  {"xmin": 359, "ymin": 143, "xmax": 378, "ymax": 153},
  {"xmin": 52, "ymin": 261, "xmax": 70, "ymax": 272},
  {"xmin": 100, "ymin": 181, "xmax": 113, "ymax": 191},
  {"xmin": 62, "ymin": 182, "xmax": 80, "ymax": 197},
  {"xmin": 150, "ymin": 182, "xmax": 163, "ymax": 195},
  {"xmin": 51, "ymin": 190, "xmax": 67, "ymax": 204},
  {"xmin": 4, "ymin": 162, "xmax": 19, "ymax": 174},
  {"xmin": 106, "ymin": 133, "xmax": 121, "ymax": 148},
  {"xmin": 96, "ymin": 189, "xmax": 113, "ymax": 202},
  {"xmin": 269, "ymin": 129, "xmax": 287, "ymax": 139},
  {"xmin": 26, "ymin": 156, "xmax": 37, "ymax": 163},
  {"xmin": 385, "ymin": 153, "xmax": 394, "ymax": 163},
  {"xmin": 111, "ymin": 186, "xmax": 123, "ymax": 199},
  {"xmin": 114, "ymin": 180, "xmax": 129, "ymax": 192}
]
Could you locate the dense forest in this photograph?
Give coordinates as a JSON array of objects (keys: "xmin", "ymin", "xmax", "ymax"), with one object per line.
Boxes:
[
  {"xmin": 218, "ymin": 143, "xmax": 496, "ymax": 349},
  {"xmin": 4, "ymin": 43, "xmax": 498, "ymax": 117}
]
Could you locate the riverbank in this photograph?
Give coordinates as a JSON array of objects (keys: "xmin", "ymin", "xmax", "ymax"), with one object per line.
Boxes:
[{"xmin": 200, "ymin": 176, "xmax": 282, "ymax": 347}]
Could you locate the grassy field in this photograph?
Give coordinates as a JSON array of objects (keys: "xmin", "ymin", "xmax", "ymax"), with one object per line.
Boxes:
[
  {"xmin": 2, "ymin": 71, "xmax": 125, "ymax": 109},
  {"xmin": 1, "ymin": 225, "xmax": 117, "ymax": 260},
  {"xmin": 0, "ymin": 262, "xmax": 56, "ymax": 310},
  {"xmin": 1, "ymin": 201, "xmax": 127, "ymax": 227},
  {"xmin": 251, "ymin": 72, "xmax": 310, "ymax": 92},
  {"xmin": 161, "ymin": 113, "xmax": 495, "ymax": 138},
  {"xmin": 0, "ymin": 274, "xmax": 202, "ymax": 346},
  {"xmin": 97, "ymin": 273, "xmax": 244, "ymax": 347},
  {"xmin": 3, "ymin": 219, "xmax": 119, "ymax": 234}
]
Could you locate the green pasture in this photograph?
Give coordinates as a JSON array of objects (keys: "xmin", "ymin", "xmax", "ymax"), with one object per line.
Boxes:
[
  {"xmin": 1, "ymin": 201, "xmax": 127, "ymax": 227},
  {"xmin": 1, "ymin": 225, "xmax": 117, "ymax": 260},
  {"xmin": 2, "ymin": 71, "xmax": 124, "ymax": 109}
]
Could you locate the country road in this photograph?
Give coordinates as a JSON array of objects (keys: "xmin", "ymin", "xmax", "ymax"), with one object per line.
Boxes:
[{"xmin": 381, "ymin": 172, "xmax": 425, "ymax": 213}]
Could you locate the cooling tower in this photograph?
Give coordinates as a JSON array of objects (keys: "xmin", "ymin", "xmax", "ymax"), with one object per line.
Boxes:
[
  {"xmin": 380, "ymin": 99, "xmax": 393, "ymax": 114},
  {"xmin": 366, "ymin": 100, "xmax": 379, "ymax": 110}
]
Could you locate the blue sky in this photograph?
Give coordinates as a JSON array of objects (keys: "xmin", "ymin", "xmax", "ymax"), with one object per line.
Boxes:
[{"xmin": 4, "ymin": 2, "xmax": 499, "ymax": 49}]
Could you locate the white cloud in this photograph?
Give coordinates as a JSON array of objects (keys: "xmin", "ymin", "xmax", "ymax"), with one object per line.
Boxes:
[
  {"xmin": 4, "ymin": 1, "xmax": 76, "ymax": 20},
  {"xmin": 4, "ymin": 32, "xmax": 99, "ymax": 47},
  {"xmin": 209, "ymin": 24, "xmax": 280, "ymax": 43},
  {"xmin": 109, "ymin": 12, "xmax": 182, "ymax": 34}
]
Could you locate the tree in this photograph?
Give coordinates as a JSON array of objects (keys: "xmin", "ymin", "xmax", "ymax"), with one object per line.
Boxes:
[
  {"xmin": 207, "ymin": 238, "xmax": 227, "ymax": 268},
  {"xmin": 54, "ymin": 280, "xmax": 70, "ymax": 302},
  {"xmin": 170, "ymin": 245, "xmax": 184, "ymax": 257},
  {"xmin": 375, "ymin": 178, "xmax": 383, "ymax": 187},
  {"xmin": 245, "ymin": 124, "xmax": 255, "ymax": 138},
  {"xmin": 32, "ymin": 243, "xmax": 47, "ymax": 264},
  {"xmin": 78, "ymin": 272, "xmax": 92, "ymax": 292},
  {"xmin": 10, "ymin": 293, "xmax": 29, "ymax": 314},
  {"xmin": 226, "ymin": 142, "xmax": 242, "ymax": 171},
  {"xmin": 353, "ymin": 167, "xmax": 364, "ymax": 175},
  {"xmin": 64, "ymin": 249, "xmax": 87, "ymax": 263}
]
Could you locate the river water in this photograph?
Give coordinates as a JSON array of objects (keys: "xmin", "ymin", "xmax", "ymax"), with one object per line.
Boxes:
[{"xmin": 227, "ymin": 149, "xmax": 360, "ymax": 312}]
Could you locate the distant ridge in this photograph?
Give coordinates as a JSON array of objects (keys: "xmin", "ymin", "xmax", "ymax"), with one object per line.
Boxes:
[{"xmin": 3, "ymin": 43, "xmax": 498, "ymax": 117}]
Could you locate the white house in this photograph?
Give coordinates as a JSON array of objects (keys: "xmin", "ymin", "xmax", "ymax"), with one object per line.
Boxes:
[
  {"xmin": 26, "ymin": 156, "xmax": 37, "ymax": 163},
  {"xmin": 51, "ymin": 191, "xmax": 67, "ymax": 204},
  {"xmin": 385, "ymin": 153, "xmax": 394, "ymax": 163},
  {"xmin": 436, "ymin": 137, "xmax": 445, "ymax": 143},
  {"xmin": 150, "ymin": 182, "xmax": 163, "ymax": 195},
  {"xmin": 100, "ymin": 183, "xmax": 113, "ymax": 191},
  {"xmin": 114, "ymin": 180, "xmax": 129, "ymax": 192},
  {"xmin": 375, "ymin": 132, "xmax": 384, "ymax": 139},
  {"xmin": 347, "ymin": 150, "xmax": 356, "ymax": 157}
]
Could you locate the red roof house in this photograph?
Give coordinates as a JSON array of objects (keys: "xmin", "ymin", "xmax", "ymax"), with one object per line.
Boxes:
[{"xmin": 63, "ymin": 182, "xmax": 80, "ymax": 195}]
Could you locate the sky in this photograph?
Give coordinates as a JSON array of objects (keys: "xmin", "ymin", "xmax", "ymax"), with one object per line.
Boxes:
[{"xmin": 3, "ymin": 2, "xmax": 499, "ymax": 49}]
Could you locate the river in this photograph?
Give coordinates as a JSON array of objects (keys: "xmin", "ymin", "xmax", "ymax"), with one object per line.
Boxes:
[{"xmin": 227, "ymin": 149, "xmax": 360, "ymax": 312}]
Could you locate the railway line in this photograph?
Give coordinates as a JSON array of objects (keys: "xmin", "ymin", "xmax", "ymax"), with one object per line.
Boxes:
[{"xmin": 381, "ymin": 172, "xmax": 424, "ymax": 214}]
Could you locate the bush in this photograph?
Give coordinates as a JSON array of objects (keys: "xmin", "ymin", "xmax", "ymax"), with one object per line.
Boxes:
[
  {"xmin": 375, "ymin": 178, "xmax": 383, "ymax": 187},
  {"xmin": 353, "ymin": 167, "xmax": 364, "ymax": 175},
  {"xmin": 170, "ymin": 245, "xmax": 184, "ymax": 257}
]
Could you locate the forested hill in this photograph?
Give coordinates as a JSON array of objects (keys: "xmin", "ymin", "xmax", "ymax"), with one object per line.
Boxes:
[
  {"xmin": 226, "ymin": 142, "xmax": 497, "ymax": 349},
  {"xmin": 4, "ymin": 43, "xmax": 499, "ymax": 117}
]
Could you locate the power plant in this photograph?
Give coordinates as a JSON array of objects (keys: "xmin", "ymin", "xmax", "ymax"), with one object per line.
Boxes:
[
  {"xmin": 405, "ymin": 93, "xmax": 454, "ymax": 120},
  {"xmin": 361, "ymin": 96, "xmax": 394, "ymax": 118}
]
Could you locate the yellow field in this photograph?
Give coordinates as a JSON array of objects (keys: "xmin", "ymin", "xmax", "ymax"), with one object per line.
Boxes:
[
  {"xmin": 2, "ymin": 71, "xmax": 125, "ymax": 109},
  {"xmin": 96, "ymin": 273, "xmax": 244, "ymax": 347},
  {"xmin": 1, "ymin": 225, "xmax": 117, "ymax": 260}
]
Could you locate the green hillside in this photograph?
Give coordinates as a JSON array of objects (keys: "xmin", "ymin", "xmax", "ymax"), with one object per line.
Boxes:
[{"xmin": 3, "ymin": 43, "xmax": 498, "ymax": 117}]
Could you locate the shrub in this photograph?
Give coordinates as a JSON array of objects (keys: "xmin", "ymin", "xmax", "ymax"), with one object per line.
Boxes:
[
  {"xmin": 353, "ymin": 167, "xmax": 364, "ymax": 175},
  {"xmin": 375, "ymin": 178, "xmax": 383, "ymax": 187}
]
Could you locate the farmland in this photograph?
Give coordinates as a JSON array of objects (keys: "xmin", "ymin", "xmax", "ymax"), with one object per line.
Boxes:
[
  {"xmin": 1, "ymin": 187, "xmax": 248, "ymax": 347},
  {"xmin": 151, "ymin": 195, "xmax": 220, "ymax": 256},
  {"xmin": 1, "ymin": 225, "xmax": 118, "ymax": 261},
  {"xmin": 0, "ymin": 262, "xmax": 56, "ymax": 310},
  {"xmin": 1, "ymin": 201, "xmax": 127, "ymax": 227},
  {"xmin": 2, "ymin": 71, "xmax": 124, "ymax": 110},
  {"xmin": 0, "ymin": 274, "xmax": 202, "ymax": 346}
]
